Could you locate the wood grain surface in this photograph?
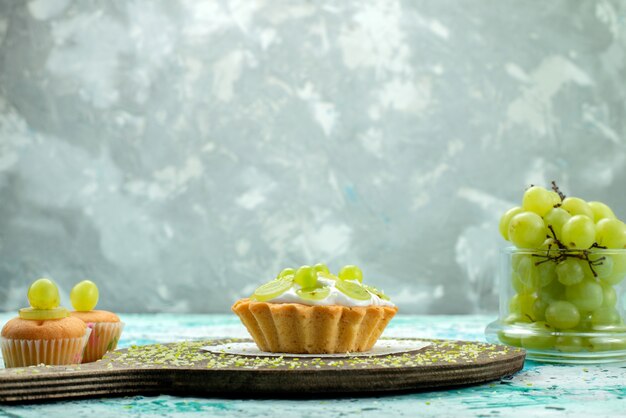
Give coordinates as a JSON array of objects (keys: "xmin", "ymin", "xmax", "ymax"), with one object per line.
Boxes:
[{"xmin": 0, "ymin": 338, "xmax": 525, "ymax": 404}]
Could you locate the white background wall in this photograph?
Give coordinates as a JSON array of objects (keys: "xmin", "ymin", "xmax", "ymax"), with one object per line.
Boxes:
[{"xmin": 0, "ymin": 0, "xmax": 624, "ymax": 313}]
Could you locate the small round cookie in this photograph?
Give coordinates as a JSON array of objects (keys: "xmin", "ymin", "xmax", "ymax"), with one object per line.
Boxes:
[
  {"xmin": 69, "ymin": 280, "xmax": 124, "ymax": 363},
  {"xmin": 0, "ymin": 278, "xmax": 91, "ymax": 368}
]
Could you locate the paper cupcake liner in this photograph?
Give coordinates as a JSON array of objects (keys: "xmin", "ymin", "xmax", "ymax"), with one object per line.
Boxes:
[
  {"xmin": 232, "ymin": 299, "xmax": 398, "ymax": 354},
  {"xmin": 1, "ymin": 328, "xmax": 91, "ymax": 368},
  {"xmin": 82, "ymin": 322, "xmax": 125, "ymax": 363}
]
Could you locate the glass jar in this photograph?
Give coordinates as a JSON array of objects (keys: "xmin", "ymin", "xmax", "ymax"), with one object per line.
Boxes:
[{"xmin": 486, "ymin": 247, "xmax": 626, "ymax": 363}]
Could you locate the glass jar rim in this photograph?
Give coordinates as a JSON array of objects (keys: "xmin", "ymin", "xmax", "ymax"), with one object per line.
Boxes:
[{"xmin": 502, "ymin": 246, "xmax": 626, "ymax": 255}]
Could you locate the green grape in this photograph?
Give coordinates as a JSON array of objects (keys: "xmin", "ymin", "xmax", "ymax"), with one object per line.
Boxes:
[
  {"xmin": 561, "ymin": 215, "xmax": 596, "ymax": 249},
  {"xmin": 577, "ymin": 313, "xmax": 594, "ymax": 331},
  {"xmin": 363, "ymin": 284, "xmax": 390, "ymax": 301},
  {"xmin": 70, "ymin": 280, "xmax": 99, "ymax": 311},
  {"xmin": 508, "ymin": 212, "xmax": 547, "ymax": 249},
  {"xmin": 591, "ymin": 307, "xmax": 622, "ymax": 327},
  {"xmin": 499, "ymin": 207, "xmax": 524, "ymax": 240},
  {"xmin": 545, "ymin": 300, "xmax": 580, "ymax": 329},
  {"xmin": 543, "ymin": 207, "xmax": 571, "ymax": 240},
  {"xmin": 335, "ymin": 279, "xmax": 371, "ymax": 300},
  {"xmin": 294, "ymin": 266, "xmax": 317, "ymax": 288},
  {"xmin": 521, "ymin": 321, "xmax": 555, "ymax": 350},
  {"xmin": 535, "ymin": 260, "xmax": 556, "ymax": 287},
  {"xmin": 252, "ymin": 279, "xmax": 293, "ymax": 302},
  {"xmin": 595, "ymin": 218, "xmax": 626, "ymax": 249},
  {"xmin": 503, "ymin": 313, "xmax": 532, "ymax": 324},
  {"xmin": 522, "ymin": 186, "xmax": 555, "ymax": 217},
  {"xmin": 540, "ymin": 277, "xmax": 565, "ymax": 301},
  {"xmin": 555, "ymin": 258, "xmax": 584, "ymax": 286},
  {"xmin": 601, "ymin": 254, "xmax": 626, "ymax": 285},
  {"xmin": 511, "ymin": 272, "xmax": 534, "ymax": 295},
  {"xmin": 566, "ymin": 279, "xmax": 604, "ymax": 312},
  {"xmin": 600, "ymin": 282, "xmax": 617, "ymax": 308},
  {"xmin": 555, "ymin": 335, "xmax": 583, "ymax": 353},
  {"xmin": 588, "ymin": 201, "xmax": 616, "ymax": 223},
  {"xmin": 584, "ymin": 254, "xmax": 613, "ymax": 279},
  {"xmin": 514, "ymin": 255, "xmax": 539, "ymax": 287},
  {"xmin": 338, "ymin": 265, "xmax": 363, "ymax": 283},
  {"xmin": 313, "ymin": 263, "xmax": 330, "ymax": 274},
  {"xmin": 509, "ymin": 293, "xmax": 537, "ymax": 317},
  {"xmin": 277, "ymin": 268, "xmax": 296, "ymax": 279},
  {"xmin": 27, "ymin": 278, "xmax": 60, "ymax": 310},
  {"xmin": 587, "ymin": 336, "xmax": 626, "ymax": 351},
  {"xmin": 561, "ymin": 197, "xmax": 594, "ymax": 219},
  {"xmin": 548, "ymin": 191, "xmax": 562, "ymax": 206},
  {"xmin": 498, "ymin": 331, "xmax": 522, "ymax": 347},
  {"xmin": 532, "ymin": 297, "xmax": 550, "ymax": 321},
  {"xmin": 296, "ymin": 286, "xmax": 330, "ymax": 301}
]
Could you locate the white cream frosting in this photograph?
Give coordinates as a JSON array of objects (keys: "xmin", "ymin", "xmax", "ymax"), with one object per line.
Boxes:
[{"xmin": 267, "ymin": 277, "xmax": 396, "ymax": 307}]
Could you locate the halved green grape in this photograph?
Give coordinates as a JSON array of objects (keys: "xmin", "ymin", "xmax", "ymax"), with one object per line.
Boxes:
[
  {"xmin": 589, "ymin": 201, "xmax": 616, "ymax": 223},
  {"xmin": 591, "ymin": 307, "xmax": 622, "ymax": 327},
  {"xmin": 595, "ymin": 218, "xmax": 626, "ymax": 249},
  {"xmin": 313, "ymin": 263, "xmax": 330, "ymax": 275},
  {"xmin": 543, "ymin": 207, "xmax": 571, "ymax": 240},
  {"xmin": 545, "ymin": 300, "xmax": 580, "ymax": 329},
  {"xmin": 522, "ymin": 186, "xmax": 555, "ymax": 217},
  {"xmin": 27, "ymin": 278, "xmax": 60, "ymax": 310},
  {"xmin": 508, "ymin": 212, "xmax": 547, "ymax": 249},
  {"xmin": 600, "ymin": 282, "xmax": 617, "ymax": 308},
  {"xmin": 294, "ymin": 265, "xmax": 317, "ymax": 288},
  {"xmin": 555, "ymin": 258, "xmax": 584, "ymax": 286},
  {"xmin": 70, "ymin": 280, "xmax": 99, "ymax": 312},
  {"xmin": 499, "ymin": 207, "xmax": 524, "ymax": 240},
  {"xmin": 561, "ymin": 215, "xmax": 595, "ymax": 249},
  {"xmin": 317, "ymin": 271, "xmax": 339, "ymax": 280},
  {"xmin": 18, "ymin": 307, "xmax": 68, "ymax": 320},
  {"xmin": 561, "ymin": 197, "xmax": 594, "ymax": 219},
  {"xmin": 277, "ymin": 268, "xmax": 296, "ymax": 279},
  {"xmin": 521, "ymin": 322, "xmax": 556, "ymax": 350},
  {"xmin": 555, "ymin": 335, "xmax": 583, "ymax": 353},
  {"xmin": 296, "ymin": 286, "xmax": 330, "ymax": 301},
  {"xmin": 252, "ymin": 279, "xmax": 293, "ymax": 302},
  {"xmin": 335, "ymin": 279, "xmax": 370, "ymax": 300},
  {"xmin": 363, "ymin": 284, "xmax": 390, "ymax": 301},
  {"xmin": 566, "ymin": 279, "xmax": 603, "ymax": 312},
  {"xmin": 338, "ymin": 265, "xmax": 363, "ymax": 283}
]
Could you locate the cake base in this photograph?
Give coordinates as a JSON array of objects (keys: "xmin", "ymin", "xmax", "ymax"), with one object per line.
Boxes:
[{"xmin": 0, "ymin": 338, "xmax": 525, "ymax": 404}]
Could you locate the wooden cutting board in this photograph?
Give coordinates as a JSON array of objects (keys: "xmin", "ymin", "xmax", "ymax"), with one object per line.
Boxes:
[{"xmin": 0, "ymin": 338, "xmax": 525, "ymax": 403}]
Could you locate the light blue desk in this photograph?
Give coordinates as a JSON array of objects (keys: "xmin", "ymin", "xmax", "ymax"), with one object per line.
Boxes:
[{"xmin": 1, "ymin": 313, "xmax": 624, "ymax": 417}]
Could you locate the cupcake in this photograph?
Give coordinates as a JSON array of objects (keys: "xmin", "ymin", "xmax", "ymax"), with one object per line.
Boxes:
[
  {"xmin": 1, "ymin": 278, "xmax": 91, "ymax": 368},
  {"xmin": 232, "ymin": 264, "xmax": 398, "ymax": 354},
  {"xmin": 69, "ymin": 280, "xmax": 124, "ymax": 363}
]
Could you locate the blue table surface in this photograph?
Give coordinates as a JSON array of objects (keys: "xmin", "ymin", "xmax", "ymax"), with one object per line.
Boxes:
[{"xmin": 1, "ymin": 313, "xmax": 625, "ymax": 417}]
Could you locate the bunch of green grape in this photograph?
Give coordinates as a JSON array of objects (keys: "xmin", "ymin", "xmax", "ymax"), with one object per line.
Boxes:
[
  {"xmin": 499, "ymin": 184, "xmax": 626, "ymax": 352},
  {"xmin": 250, "ymin": 264, "xmax": 389, "ymax": 303}
]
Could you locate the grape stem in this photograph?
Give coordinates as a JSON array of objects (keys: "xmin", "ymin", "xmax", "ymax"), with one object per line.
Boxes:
[
  {"xmin": 530, "ymin": 224, "xmax": 606, "ymax": 278},
  {"xmin": 551, "ymin": 180, "xmax": 566, "ymax": 202}
]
